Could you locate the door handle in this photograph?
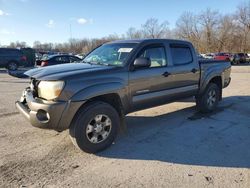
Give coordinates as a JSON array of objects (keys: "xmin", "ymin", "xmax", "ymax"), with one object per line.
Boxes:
[
  {"xmin": 191, "ymin": 68, "xmax": 198, "ymax": 73},
  {"xmin": 162, "ymin": 71, "xmax": 171, "ymax": 77}
]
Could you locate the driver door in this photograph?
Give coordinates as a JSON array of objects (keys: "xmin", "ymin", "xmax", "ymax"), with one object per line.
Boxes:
[{"xmin": 128, "ymin": 44, "xmax": 174, "ymax": 111}]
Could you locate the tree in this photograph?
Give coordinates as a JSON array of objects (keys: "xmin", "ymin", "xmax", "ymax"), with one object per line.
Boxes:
[
  {"xmin": 126, "ymin": 27, "xmax": 143, "ymax": 39},
  {"xmin": 235, "ymin": 1, "xmax": 250, "ymax": 52},
  {"xmin": 176, "ymin": 12, "xmax": 202, "ymax": 51},
  {"xmin": 141, "ymin": 18, "xmax": 169, "ymax": 38},
  {"xmin": 215, "ymin": 15, "xmax": 236, "ymax": 52},
  {"xmin": 199, "ymin": 8, "xmax": 220, "ymax": 52},
  {"xmin": 8, "ymin": 41, "xmax": 27, "ymax": 48},
  {"xmin": 33, "ymin": 41, "xmax": 42, "ymax": 50}
]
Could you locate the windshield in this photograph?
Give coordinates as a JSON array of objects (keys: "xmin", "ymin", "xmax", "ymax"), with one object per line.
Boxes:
[{"xmin": 83, "ymin": 43, "xmax": 136, "ymax": 66}]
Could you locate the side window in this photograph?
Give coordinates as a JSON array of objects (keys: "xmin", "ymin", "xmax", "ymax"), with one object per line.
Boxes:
[
  {"xmin": 170, "ymin": 45, "xmax": 193, "ymax": 65},
  {"xmin": 139, "ymin": 47, "xmax": 167, "ymax": 68},
  {"xmin": 55, "ymin": 56, "xmax": 69, "ymax": 63},
  {"xmin": 69, "ymin": 56, "xmax": 80, "ymax": 63}
]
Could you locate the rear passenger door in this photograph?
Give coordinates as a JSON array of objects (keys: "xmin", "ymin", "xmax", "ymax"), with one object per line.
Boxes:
[{"xmin": 167, "ymin": 43, "xmax": 200, "ymax": 95}]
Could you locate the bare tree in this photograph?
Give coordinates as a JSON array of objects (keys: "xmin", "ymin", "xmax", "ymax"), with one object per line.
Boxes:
[
  {"xmin": 141, "ymin": 18, "xmax": 169, "ymax": 38},
  {"xmin": 235, "ymin": 1, "xmax": 250, "ymax": 52},
  {"xmin": 8, "ymin": 41, "xmax": 27, "ymax": 48},
  {"xmin": 176, "ymin": 12, "xmax": 202, "ymax": 51},
  {"xmin": 199, "ymin": 8, "xmax": 220, "ymax": 52},
  {"xmin": 214, "ymin": 15, "xmax": 236, "ymax": 52},
  {"xmin": 126, "ymin": 27, "xmax": 143, "ymax": 39}
]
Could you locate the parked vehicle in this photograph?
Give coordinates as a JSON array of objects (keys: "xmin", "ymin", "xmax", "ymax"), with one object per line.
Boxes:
[
  {"xmin": 213, "ymin": 53, "xmax": 230, "ymax": 61},
  {"xmin": 197, "ymin": 54, "xmax": 205, "ymax": 60},
  {"xmin": 35, "ymin": 53, "xmax": 43, "ymax": 61},
  {"xmin": 36, "ymin": 54, "xmax": 81, "ymax": 67},
  {"xmin": 0, "ymin": 48, "xmax": 27, "ymax": 70},
  {"xmin": 203, "ymin": 53, "xmax": 214, "ymax": 59},
  {"xmin": 246, "ymin": 53, "xmax": 250, "ymax": 63},
  {"xmin": 16, "ymin": 39, "xmax": 231, "ymax": 153},
  {"xmin": 230, "ymin": 53, "xmax": 249, "ymax": 65},
  {"xmin": 21, "ymin": 48, "xmax": 36, "ymax": 67},
  {"xmin": 75, "ymin": 53, "xmax": 85, "ymax": 59}
]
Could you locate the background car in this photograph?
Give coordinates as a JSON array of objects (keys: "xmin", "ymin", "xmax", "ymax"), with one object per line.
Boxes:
[
  {"xmin": 38, "ymin": 54, "xmax": 81, "ymax": 67},
  {"xmin": 245, "ymin": 53, "xmax": 250, "ymax": 63},
  {"xmin": 0, "ymin": 48, "xmax": 27, "ymax": 70},
  {"xmin": 21, "ymin": 48, "xmax": 36, "ymax": 67},
  {"xmin": 230, "ymin": 53, "xmax": 249, "ymax": 65},
  {"xmin": 203, "ymin": 53, "xmax": 215, "ymax": 59},
  {"xmin": 213, "ymin": 53, "xmax": 230, "ymax": 61},
  {"xmin": 75, "ymin": 53, "xmax": 85, "ymax": 59}
]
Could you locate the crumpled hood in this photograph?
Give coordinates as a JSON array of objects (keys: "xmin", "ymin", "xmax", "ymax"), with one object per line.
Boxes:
[{"xmin": 25, "ymin": 63, "xmax": 115, "ymax": 80}]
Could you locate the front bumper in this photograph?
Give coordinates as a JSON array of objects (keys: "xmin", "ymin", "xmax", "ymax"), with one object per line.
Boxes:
[{"xmin": 15, "ymin": 88, "xmax": 84, "ymax": 131}]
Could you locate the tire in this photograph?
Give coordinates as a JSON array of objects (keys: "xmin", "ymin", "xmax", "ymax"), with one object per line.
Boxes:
[
  {"xmin": 7, "ymin": 62, "xmax": 18, "ymax": 71},
  {"xmin": 196, "ymin": 83, "xmax": 220, "ymax": 113},
  {"xmin": 69, "ymin": 101, "xmax": 120, "ymax": 153}
]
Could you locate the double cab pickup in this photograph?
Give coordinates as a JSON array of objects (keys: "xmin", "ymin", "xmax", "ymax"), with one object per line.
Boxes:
[{"xmin": 16, "ymin": 39, "xmax": 231, "ymax": 153}]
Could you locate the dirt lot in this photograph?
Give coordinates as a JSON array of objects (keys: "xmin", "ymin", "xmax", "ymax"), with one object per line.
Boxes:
[{"xmin": 0, "ymin": 66, "xmax": 249, "ymax": 188}]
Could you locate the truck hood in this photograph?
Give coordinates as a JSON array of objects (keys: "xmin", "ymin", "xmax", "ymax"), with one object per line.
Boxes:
[{"xmin": 25, "ymin": 63, "xmax": 116, "ymax": 80}]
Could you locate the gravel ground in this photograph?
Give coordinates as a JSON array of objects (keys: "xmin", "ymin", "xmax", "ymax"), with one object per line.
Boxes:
[{"xmin": 0, "ymin": 66, "xmax": 249, "ymax": 188}]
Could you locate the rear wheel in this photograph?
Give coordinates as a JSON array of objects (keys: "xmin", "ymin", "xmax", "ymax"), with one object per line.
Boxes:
[
  {"xmin": 7, "ymin": 62, "xmax": 18, "ymax": 71},
  {"xmin": 196, "ymin": 83, "xmax": 220, "ymax": 113},
  {"xmin": 69, "ymin": 101, "xmax": 120, "ymax": 153}
]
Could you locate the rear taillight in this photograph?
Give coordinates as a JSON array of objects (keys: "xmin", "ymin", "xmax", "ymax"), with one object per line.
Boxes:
[
  {"xmin": 21, "ymin": 55, "xmax": 27, "ymax": 61},
  {"xmin": 41, "ymin": 61, "xmax": 48, "ymax": 66}
]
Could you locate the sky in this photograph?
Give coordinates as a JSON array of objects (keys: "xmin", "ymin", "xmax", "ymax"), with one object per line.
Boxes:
[{"xmin": 0, "ymin": 0, "xmax": 245, "ymax": 46}]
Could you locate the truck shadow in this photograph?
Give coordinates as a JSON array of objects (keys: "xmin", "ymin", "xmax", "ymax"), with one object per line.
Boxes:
[{"xmin": 99, "ymin": 96, "xmax": 250, "ymax": 168}]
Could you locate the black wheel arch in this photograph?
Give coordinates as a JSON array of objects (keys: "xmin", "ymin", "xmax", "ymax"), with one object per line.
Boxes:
[
  {"xmin": 69, "ymin": 93, "xmax": 126, "ymax": 133},
  {"xmin": 199, "ymin": 75, "xmax": 223, "ymax": 100}
]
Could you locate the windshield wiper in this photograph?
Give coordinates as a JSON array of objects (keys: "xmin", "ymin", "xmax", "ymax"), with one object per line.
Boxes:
[
  {"xmin": 82, "ymin": 60, "xmax": 114, "ymax": 66},
  {"xmin": 89, "ymin": 61, "xmax": 112, "ymax": 66}
]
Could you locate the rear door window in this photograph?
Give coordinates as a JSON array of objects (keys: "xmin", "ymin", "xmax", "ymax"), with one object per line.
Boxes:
[{"xmin": 170, "ymin": 44, "xmax": 193, "ymax": 65}]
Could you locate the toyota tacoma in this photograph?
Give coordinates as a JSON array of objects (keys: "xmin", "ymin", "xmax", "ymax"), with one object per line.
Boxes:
[{"xmin": 16, "ymin": 39, "xmax": 231, "ymax": 153}]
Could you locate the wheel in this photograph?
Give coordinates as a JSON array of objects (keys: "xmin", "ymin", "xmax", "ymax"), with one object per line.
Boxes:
[
  {"xmin": 7, "ymin": 62, "xmax": 18, "ymax": 71},
  {"xmin": 196, "ymin": 83, "xmax": 220, "ymax": 113},
  {"xmin": 69, "ymin": 101, "xmax": 120, "ymax": 153}
]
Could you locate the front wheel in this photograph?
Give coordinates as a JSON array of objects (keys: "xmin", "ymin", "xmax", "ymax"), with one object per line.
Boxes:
[
  {"xmin": 196, "ymin": 83, "xmax": 220, "ymax": 113},
  {"xmin": 69, "ymin": 101, "xmax": 120, "ymax": 153}
]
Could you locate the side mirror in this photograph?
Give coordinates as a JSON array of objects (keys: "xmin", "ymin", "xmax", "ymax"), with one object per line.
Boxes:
[{"xmin": 133, "ymin": 57, "xmax": 151, "ymax": 69}]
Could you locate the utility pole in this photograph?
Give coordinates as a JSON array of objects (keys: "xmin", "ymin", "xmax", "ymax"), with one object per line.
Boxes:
[
  {"xmin": 69, "ymin": 23, "xmax": 72, "ymax": 40},
  {"xmin": 69, "ymin": 23, "xmax": 72, "ymax": 52}
]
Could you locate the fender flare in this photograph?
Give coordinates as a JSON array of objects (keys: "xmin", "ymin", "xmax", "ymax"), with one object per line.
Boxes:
[
  {"xmin": 70, "ymin": 82, "xmax": 125, "ymax": 102},
  {"xmin": 199, "ymin": 71, "xmax": 223, "ymax": 94}
]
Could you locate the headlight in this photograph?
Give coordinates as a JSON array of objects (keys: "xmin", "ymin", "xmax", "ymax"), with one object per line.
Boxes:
[{"xmin": 38, "ymin": 81, "xmax": 64, "ymax": 100}]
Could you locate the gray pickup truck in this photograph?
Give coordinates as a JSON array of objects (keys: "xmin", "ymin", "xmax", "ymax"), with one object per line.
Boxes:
[{"xmin": 16, "ymin": 39, "xmax": 231, "ymax": 153}]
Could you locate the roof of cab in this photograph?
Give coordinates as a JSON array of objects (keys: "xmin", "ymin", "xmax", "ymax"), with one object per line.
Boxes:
[{"xmin": 107, "ymin": 38, "xmax": 190, "ymax": 44}]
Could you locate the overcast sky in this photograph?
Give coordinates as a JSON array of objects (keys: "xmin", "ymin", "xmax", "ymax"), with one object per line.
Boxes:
[{"xmin": 0, "ymin": 0, "xmax": 244, "ymax": 46}]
